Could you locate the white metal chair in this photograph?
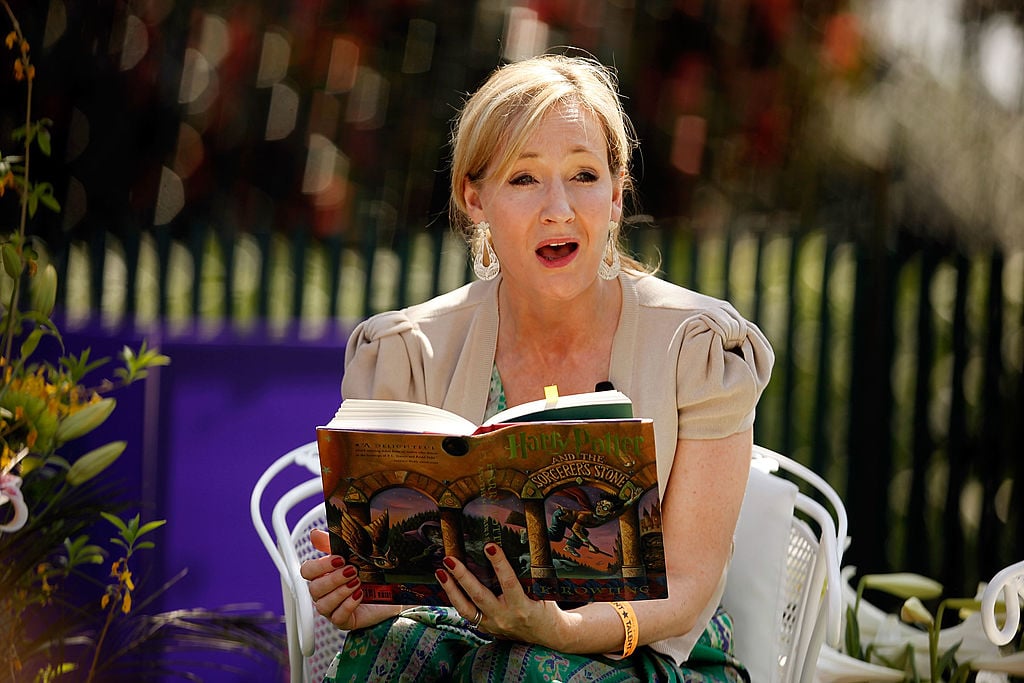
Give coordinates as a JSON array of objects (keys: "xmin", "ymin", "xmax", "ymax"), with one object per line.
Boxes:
[
  {"xmin": 252, "ymin": 441, "xmax": 846, "ymax": 683},
  {"xmin": 723, "ymin": 445, "xmax": 847, "ymax": 683},
  {"xmin": 250, "ymin": 441, "xmax": 343, "ymax": 682},
  {"xmin": 981, "ymin": 559, "xmax": 1024, "ymax": 647}
]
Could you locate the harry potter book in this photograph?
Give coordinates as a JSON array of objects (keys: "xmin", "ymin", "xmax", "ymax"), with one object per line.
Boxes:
[{"xmin": 315, "ymin": 392, "xmax": 667, "ymax": 605}]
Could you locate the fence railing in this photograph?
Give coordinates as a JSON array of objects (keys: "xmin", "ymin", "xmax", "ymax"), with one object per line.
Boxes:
[{"xmin": 44, "ymin": 215, "xmax": 1024, "ymax": 597}]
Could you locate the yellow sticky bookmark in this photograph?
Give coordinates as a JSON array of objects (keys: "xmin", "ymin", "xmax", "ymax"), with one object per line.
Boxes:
[{"xmin": 544, "ymin": 384, "xmax": 559, "ymax": 408}]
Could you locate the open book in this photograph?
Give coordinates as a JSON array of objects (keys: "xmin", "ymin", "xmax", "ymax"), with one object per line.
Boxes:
[
  {"xmin": 316, "ymin": 390, "xmax": 667, "ymax": 605},
  {"xmin": 325, "ymin": 388, "xmax": 634, "ymax": 434}
]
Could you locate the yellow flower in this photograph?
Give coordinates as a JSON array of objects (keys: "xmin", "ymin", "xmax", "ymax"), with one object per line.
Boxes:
[
  {"xmin": 121, "ymin": 591, "xmax": 132, "ymax": 613},
  {"xmin": 100, "ymin": 593, "xmax": 110, "ymax": 609},
  {"xmin": 4, "ymin": 31, "xmax": 15, "ymax": 49},
  {"xmin": 119, "ymin": 567, "xmax": 134, "ymax": 591},
  {"xmin": 0, "ymin": 171, "xmax": 14, "ymax": 196},
  {"xmin": 13, "ymin": 58, "xmax": 22, "ymax": 80}
]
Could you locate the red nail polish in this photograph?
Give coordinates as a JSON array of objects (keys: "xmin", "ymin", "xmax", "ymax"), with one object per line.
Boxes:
[
  {"xmin": 485, "ymin": 544, "xmax": 498, "ymax": 556},
  {"xmin": 352, "ymin": 589, "xmax": 363, "ymax": 601},
  {"xmin": 435, "ymin": 569, "xmax": 448, "ymax": 584},
  {"xmin": 443, "ymin": 557, "xmax": 456, "ymax": 570},
  {"xmin": 342, "ymin": 565, "xmax": 357, "ymax": 578},
  {"xmin": 346, "ymin": 578, "xmax": 360, "ymax": 588},
  {"xmin": 331, "ymin": 557, "xmax": 345, "ymax": 568}
]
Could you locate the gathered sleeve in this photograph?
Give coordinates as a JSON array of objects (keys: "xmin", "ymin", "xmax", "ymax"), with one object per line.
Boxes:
[
  {"xmin": 340, "ymin": 311, "xmax": 432, "ymax": 403},
  {"xmin": 674, "ymin": 303, "xmax": 774, "ymax": 440}
]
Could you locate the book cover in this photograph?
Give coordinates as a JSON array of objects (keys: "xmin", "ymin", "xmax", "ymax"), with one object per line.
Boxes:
[{"xmin": 316, "ymin": 417, "xmax": 667, "ymax": 605}]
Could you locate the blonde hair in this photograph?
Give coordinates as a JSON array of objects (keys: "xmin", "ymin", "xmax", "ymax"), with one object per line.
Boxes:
[{"xmin": 449, "ymin": 53, "xmax": 649, "ymax": 272}]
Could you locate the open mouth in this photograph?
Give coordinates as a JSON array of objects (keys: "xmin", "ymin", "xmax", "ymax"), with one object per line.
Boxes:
[{"xmin": 536, "ymin": 241, "xmax": 579, "ymax": 261}]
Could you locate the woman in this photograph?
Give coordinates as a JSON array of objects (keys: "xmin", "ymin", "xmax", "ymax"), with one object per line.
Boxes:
[{"xmin": 300, "ymin": 53, "xmax": 774, "ymax": 682}]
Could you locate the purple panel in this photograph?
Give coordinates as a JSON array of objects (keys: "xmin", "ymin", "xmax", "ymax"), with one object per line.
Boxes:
[
  {"xmin": 153, "ymin": 333, "xmax": 347, "ymax": 681},
  {"xmin": 53, "ymin": 323, "xmax": 350, "ymax": 681}
]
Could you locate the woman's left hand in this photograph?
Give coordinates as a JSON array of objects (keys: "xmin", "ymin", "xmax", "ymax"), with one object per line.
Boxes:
[{"xmin": 436, "ymin": 542, "xmax": 569, "ymax": 647}]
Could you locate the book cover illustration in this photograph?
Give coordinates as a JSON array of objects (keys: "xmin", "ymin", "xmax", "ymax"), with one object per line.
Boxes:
[{"xmin": 316, "ymin": 419, "xmax": 667, "ymax": 605}]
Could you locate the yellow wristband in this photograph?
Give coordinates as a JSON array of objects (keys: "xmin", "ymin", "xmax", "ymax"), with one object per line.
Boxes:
[{"xmin": 609, "ymin": 601, "xmax": 638, "ymax": 658}]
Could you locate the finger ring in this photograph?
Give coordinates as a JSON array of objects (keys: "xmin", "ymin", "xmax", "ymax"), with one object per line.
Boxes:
[{"xmin": 470, "ymin": 608, "xmax": 483, "ymax": 628}]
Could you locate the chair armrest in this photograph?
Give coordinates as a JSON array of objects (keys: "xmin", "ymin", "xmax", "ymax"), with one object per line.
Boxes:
[
  {"xmin": 795, "ymin": 492, "xmax": 842, "ymax": 648},
  {"xmin": 981, "ymin": 559, "xmax": 1024, "ymax": 646},
  {"xmin": 250, "ymin": 445, "xmax": 315, "ymax": 583},
  {"xmin": 272, "ymin": 477, "xmax": 326, "ymax": 657}
]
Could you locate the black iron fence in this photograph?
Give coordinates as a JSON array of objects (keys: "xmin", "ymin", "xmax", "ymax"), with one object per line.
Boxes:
[{"xmin": 40, "ymin": 211, "xmax": 1024, "ymax": 598}]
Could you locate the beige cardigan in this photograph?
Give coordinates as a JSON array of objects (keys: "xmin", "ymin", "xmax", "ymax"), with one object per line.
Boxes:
[{"xmin": 339, "ymin": 271, "xmax": 774, "ymax": 664}]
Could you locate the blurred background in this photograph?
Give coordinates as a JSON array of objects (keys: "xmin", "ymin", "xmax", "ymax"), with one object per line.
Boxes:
[{"xmin": 2, "ymin": 0, "xmax": 1022, "ymax": 677}]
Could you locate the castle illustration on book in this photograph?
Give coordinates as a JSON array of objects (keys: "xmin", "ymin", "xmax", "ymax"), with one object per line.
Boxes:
[{"xmin": 316, "ymin": 393, "xmax": 667, "ymax": 606}]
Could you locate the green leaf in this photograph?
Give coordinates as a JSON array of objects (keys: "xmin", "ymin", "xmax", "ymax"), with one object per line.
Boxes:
[
  {"xmin": 35, "ymin": 182, "xmax": 60, "ymax": 213},
  {"xmin": 19, "ymin": 327, "xmax": 43, "ymax": 359},
  {"xmin": 101, "ymin": 511, "xmax": 130, "ymax": 535},
  {"xmin": 935, "ymin": 640, "xmax": 963, "ymax": 679},
  {"xmin": 844, "ymin": 604, "xmax": 862, "ymax": 660},
  {"xmin": 60, "ymin": 348, "xmax": 110, "ymax": 384},
  {"xmin": 37, "ymin": 127, "xmax": 52, "ymax": 156},
  {"xmin": 137, "ymin": 519, "xmax": 167, "ymax": 537}
]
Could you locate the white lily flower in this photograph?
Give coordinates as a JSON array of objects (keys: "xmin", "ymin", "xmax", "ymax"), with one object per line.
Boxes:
[{"xmin": 0, "ymin": 472, "xmax": 28, "ymax": 535}]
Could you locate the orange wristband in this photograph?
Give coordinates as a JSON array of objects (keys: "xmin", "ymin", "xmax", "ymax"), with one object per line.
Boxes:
[{"xmin": 609, "ymin": 601, "xmax": 638, "ymax": 658}]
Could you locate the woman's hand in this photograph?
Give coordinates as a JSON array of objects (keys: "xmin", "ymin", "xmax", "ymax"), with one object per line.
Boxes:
[
  {"xmin": 436, "ymin": 542, "xmax": 571, "ymax": 648},
  {"xmin": 300, "ymin": 529, "xmax": 402, "ymax": 630}
]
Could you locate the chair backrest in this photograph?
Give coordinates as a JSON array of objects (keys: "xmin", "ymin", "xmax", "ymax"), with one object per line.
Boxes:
[
  {"xmin": 981, "ymin": 559, "xmax": 1024, "ymax": 647},
  {"xmin": 723, "ymin": 445, "xmax": 845, "ymax": 683},
  {"xmin": 251, "ymin": 441, "xmax": 343, "ymax": 682}
]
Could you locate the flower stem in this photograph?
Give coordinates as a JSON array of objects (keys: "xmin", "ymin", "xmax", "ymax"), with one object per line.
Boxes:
[
  {"xmin": 85, "ymin": 599, "xmax": 116, "ymax": 683},
  {"xmin": 0, "ymin": 0, "xmax": 33, "ymax": 364}
]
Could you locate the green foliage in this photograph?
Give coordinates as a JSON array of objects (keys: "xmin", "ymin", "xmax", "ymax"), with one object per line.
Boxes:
[{"xmin": 0, "ymin": 4, "xmax": 284, "ymax": 679}]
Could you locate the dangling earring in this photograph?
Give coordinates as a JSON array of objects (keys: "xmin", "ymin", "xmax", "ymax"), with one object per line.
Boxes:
[
  {"xmin": 472, "ymin": 221, "xmax": 500, "ymax": 280},
  {"xmin": 598, "ymin": 221, "xmax": 621, "ymax": 280}
]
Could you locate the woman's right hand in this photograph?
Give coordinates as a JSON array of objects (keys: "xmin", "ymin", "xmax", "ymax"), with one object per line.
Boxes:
[{"xmin": 300, "ymin": 529, "xmax": 403, "ymax": 630}]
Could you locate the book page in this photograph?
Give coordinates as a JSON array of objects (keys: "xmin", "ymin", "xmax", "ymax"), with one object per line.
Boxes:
[{"xmin": 324, "ymin": 398, "xmax": 478, "ymax": 434}]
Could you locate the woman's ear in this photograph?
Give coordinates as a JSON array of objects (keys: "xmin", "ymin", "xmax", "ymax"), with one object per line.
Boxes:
[
  {"xmin": 462, "ymin": 175, "xmax": 485, "ymax": 224},
  {"xmin": 610, "ymin": 170, "xmax": 624, "ymax": 223}
]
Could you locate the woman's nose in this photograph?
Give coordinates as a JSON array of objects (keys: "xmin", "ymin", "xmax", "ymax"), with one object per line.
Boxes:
[{"xmin": 541, "ymin": 180, "xmax": 573, "ymax": 224}]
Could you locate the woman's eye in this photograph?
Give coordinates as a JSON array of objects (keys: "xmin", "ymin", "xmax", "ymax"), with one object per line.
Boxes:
[
  {"xmin": 574, "ymin": 171, "xmax": 598, "ymax": 183},
  {"xmin": 509, "ymin": 174, "xmax": 536, "ymax": 186}
]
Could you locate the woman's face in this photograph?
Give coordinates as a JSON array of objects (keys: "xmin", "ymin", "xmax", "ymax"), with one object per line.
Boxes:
[{"xmin": 463, "ymin": 103, "xmax": 623, "ymax": 302}]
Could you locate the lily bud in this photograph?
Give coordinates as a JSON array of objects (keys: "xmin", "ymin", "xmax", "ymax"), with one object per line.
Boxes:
[
  {"xmin": 900, "ymin": 596, "xmax": 934, "ymax": 627},
  {"xmin": 861, "ymin": 572, "xmax": 943, "ymax": 600},
  {"xmin": 55, "ymin": 398, "xmax": 116, "ymax": 444},
  {"xmin": 2, "ymin": 243, "xmax": 22, "ymax": 280},
  {"xmin": 66, "ymin": 441, "xmax": 126, "ymax": 486},
  {"xmin": 29, "ymin": 263, "xmax": 57, "ymax": 317}
]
